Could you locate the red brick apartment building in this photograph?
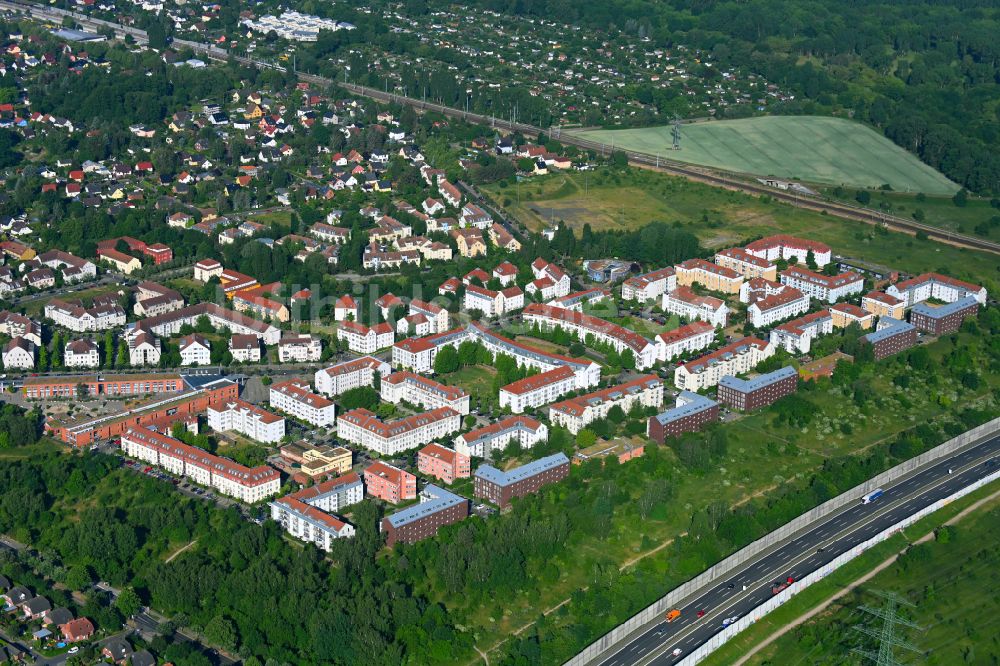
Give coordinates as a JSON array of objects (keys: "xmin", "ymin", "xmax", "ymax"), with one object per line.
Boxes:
[
  {"xmin": 363, "ymin": 461, "xmax": 417, "ymax": 504},
  {"xmin": 862, "ymin": 318, "xmax": 918, "ymax": 361},
  {"xmin": 417, "ymin": 443, "xmax": 471, "ymax": 484},
  {"xmin": 909, "ymin": 296, "xmax": 979, "ymax": 335},
  {"xmin": 474, "ymin": 453, "xmax": 570, "ymax": 509},
  {"xmin": 381, "ymin": 485, "xmax": 469, "ymax": 547},
  {"xmin": 647, "ymin": 392, "xmax": 719, "ymax": 443},
  {"xmin": 716, "ymin": 366, "xmax": 799, "ymax": 411}
]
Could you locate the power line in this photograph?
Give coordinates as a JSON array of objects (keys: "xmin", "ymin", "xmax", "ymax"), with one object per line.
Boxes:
[{"xmin": 851, "ymin": 590, "xmax": 923, "ymax": 666}]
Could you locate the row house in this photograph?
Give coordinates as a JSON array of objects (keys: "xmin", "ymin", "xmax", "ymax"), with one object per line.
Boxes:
[
  {"xmin": 451, "ymin": 228, "xmax": 487, "ymax": 258},
  {"xmin": 207, "ymin": 399, "xmax": 286, "ymax": 444},
  {"xmin": 862, "ymin": 291, "xmax": 905, "ymax": 320},
  {"xmin": 499, "ymin": 365, "xmax": 579, "ymax": 414},
  {"xmin": 549, "ymin": 375, "xmax": 663, "ymax": 434},
  {"xmin": 675, "ymin": 337, "xmax": 775, "ymax": 391},
  {"xmin": 121, "ymin": 426, "xmax": 280, "ymax": 503},
  {"xmin": 621, "ymin": 267, "xmax": 677, "ymax": 302},
  {"xmin": 337, "ymin": 321, "xmax": 394, "ymax": 354},
  {"xmin": 675, "ymin": 258, "xmax": 744, "ymax": 295},
  {"xmin": 717, "ymin": 366, "xmax": 799, "ymax": 411},
  {"xmin": 830, "ymin": 302, "xmax": 874, "ymax": 329},
  {"xmin": 396, "ymin": 236, "xmax": 453, "ymax": 262},
  {"xmin": 909, "ymin": 296, "xmax": 979, "ymax": 335},
  {"xmin": 661, "ymin": 287, "xmax": 729, "ymax": 328},
  {"xmin": 454, "ymin": 415, "xmax": 548, "ymax": 458},
  {"xmin": 364, "ymin": 461, "xmax": 417, "ymax": 503},
  {"xmin": 655, "ymin": 321, "xmax": 715, "ymax": 362},
  {"xmin": 45, "ymin": 298, "xmax": 126, "ymax": 332},
  {"xmin": 381, "ymin": 484, "xmax": 468, "ymax": 547},
  {"xmin": 744, "ymin": 235, "xmax": 831, "ymax": 267},
  {"xmin": 309, "ymin": 222, "xmax": 350, "ymax": 244},
  {"xmin": 885, "ymin": 273, "xmax": 987, "ymax": 308},
  {"xmin": 363, "ymin": 242, "xmax": 421, "ymax": 270},
  {"xmin": 747, "ymin": 287, "xmax": 810, "ymax": 328},
  {"xmin": 526, "ymin": 258, "xmax": 571, "ymax": 300},
  {"xmin": 647, "ymin": 391, "xmax": 720, "ymax": 443},
  {"xmin": 438, "ymin": 179, "xmax": 462, "ymax": 207},
  {"xmin": 713, "ymin": 247, "xmax": 777, "ymax": 280},
  {"xmin": 338, "ymin": 407, "xmax": 462, "ymax": 455},
  {"xmin": 769, "ymin": 309, "xmax": 833, "ymax": 354},
  {"xmin": 314, "ymin": 356, "xmax": 391, "ymax": 396},
  {"xmin": 474, "ymin": 453, "xmax": 570, "ymax": 509},
  {"xmin": 523, "ymin": 303, "xmax": 658, "ymax": 370},
  {"xmin": 381, "ymin": 371, "xmax": 471, "ymax": 415},
  {"xmin": 269, "ymin": 380, "xmax": 337, "ymax": 427},
  {"xmin": 464, "ymin": 284, "xmax": 525, "ymax": 317},
  {"xmin": 417, "ymin": 443, "xmax": 471, "ymax": 484},
  {"xmin": 780, "ymin": 267, "xmax": 864, "ymax": 303},
  {"xmin": 278, "ymin": 334, "xmax": 322, "ymax": 362}
]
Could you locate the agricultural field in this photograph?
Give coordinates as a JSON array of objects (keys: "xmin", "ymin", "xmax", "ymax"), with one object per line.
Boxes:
[
  {"xmin": 484, "ymin": 168, "xmax": 1000, "ymax": 290},
  {"xmin": 572, "ymin": 116, "xmax": 960, "ymax": 195},
  {"xmin": 742, "ymin": 490, "xmax": 1000, "ymax": 666}
]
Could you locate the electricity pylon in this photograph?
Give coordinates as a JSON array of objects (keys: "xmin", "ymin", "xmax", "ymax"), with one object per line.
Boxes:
[{"xmin": 851, "ymin": 590, "xmax": 923, "ymax": 666}]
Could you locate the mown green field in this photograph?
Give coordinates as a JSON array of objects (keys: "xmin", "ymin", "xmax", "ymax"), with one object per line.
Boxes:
[{"xmin": 574, "ymin": 116, "xmax": 960, "ymax": 195}]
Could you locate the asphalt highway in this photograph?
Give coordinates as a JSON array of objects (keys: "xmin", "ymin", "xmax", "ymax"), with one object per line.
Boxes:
[{"xmin": 596, "ymin": 433, "xmax": 1000, "ymax": 666}]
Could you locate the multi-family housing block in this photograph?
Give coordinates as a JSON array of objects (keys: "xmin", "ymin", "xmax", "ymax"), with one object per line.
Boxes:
[
  {"xmin": 45, "ymin": 298, "xmax": 125, "ymax": 332},
  {"xmin": 278, "ymin": 334, "xmax": 322, "ymax": 362},
  {"xmin": 0, "ymin": 311, "xmax": 41, "ymax": 346},
  {"xmin": 229, "ymin": 334, "xmax": 261, "ymax": 362},
  {"xmin": 454, "ymin": 416, "xmax": 548, "ymax": 458},
  {"xmin": 717, "ymin": 366, "xmax": 798, "ymax": 411},
  {"xmin": 126, "ymin": 330, "xmax": 161, "ymax": 366},
  {"xmin": 408, "ymin": 299, "xmax": 449, "ymax": 333},
  {"xmin": 548, "ymin": 375, "xmax": 663, "ymax": 434},
  {"xmin": 2, "ymin": 337, "xmax": 34, "ymax": 369},
  {"xmin": 499, "ymin": 365, "xmax": 580, "ymax": 414},
  {"xmin": 713, "ymin": 247, "xmax": 777, "ymax": 280},
  {"xmin": 474, "ymin": 453, "xmax": 570, "ymax": 509},
  {"xmin": 207, "ymin": 399, "xmax": 286, "ymax": 444},
  {"xmin": 674, "ymin": 337, "xmax": 774, "ymax": 391},
  {"xmin": 135, "ymin": 303, "xmax": 281, "ymax": 345},
  {"xmin": 746, "ymin": 287, "xmax": 810, "ymax": 328},
  {"xmin": 337, "ymin": 321, "xmax": 394, "ymax": 354},
  {"xmin": 314, "ymin": 356, "xmax": 390, "ymax": 397},
  {"xmin": 647, "ymin": 391, "xmax": 720, "ymax": 443},
  {"xmin": 780, "ymin": 267, "xmax": 864, "ymax": 303},
  {"xmin": 381, "ymin": 485, "xmax": 468, "ymax": 547},
  {"xmin": 621, "ymin": 267, "xmax": 676, "ymax": 302},
  {"xmin": 179, "ymin": 333, "xmax": 211, "ymax": 366},
  {"xmin": 909, "ymin": 296, "xmax": 979, "ymax": 335},
  {"xmin": 655, "ymin": 321, "xmax": 715, "ymax": 362},
  {"xmin": 526, "ymin": 258, "xmax": 571, "ymax": 300},
  {"xmin": 269, "ymin": 380, "xmax": 336, "ymax": 427},
  {"xmin": 769, "ymin": 309, "xmax": 833, "ymax": 354},
  {"xmin": 65, "ymin": 339, "xmax": 99, "ymax": 368},
  {"xmin": 133, "ymin": 282, "xmax": 184, "ymax": 317},
  {"xmin": 464, "ymin": 284, "xmax": 525, "ymax": 317},
  {"xmin": 675, "ymin": 258, "xmax": 744, "ymax": 294},
  {"xmin": 885, "ymin": 273, "xmax": 987, "ymax": 307},
  {"xmin": 269, "ymin": 472, "xmax": 363, "ymax": 550},
  {"xmin": 523, "ymin": 303, "xmax": 658, "ymax": 370},
  {"xmin": 380, "ymin": 372, "xmax": 471, "ymax": 415},
  {"xmin": 861, "ymin": 291, "xmax": 905, "ymax": 320},
  {"xmin": 549, "ymin": 288, "xmax": 611, "ymax": 312},
  {"xmin": 830, "ymin": 302, "xmax": 875, "ymax": 329},
  {"xmin": 862, "ymin": 317, "xmax": 917, "ymax": 360},
  {"xmin": 364, "ymin": 461, "xmax": 417, "ymax": 503},
  {"xmin": 121, "ymin": 426, "xmax": 280, "ymax": 503},
  {"xmin": 661, "ymin": 287, "xmax": 729, "ymax": 328},
  {"xmin": 417, "ymin": 443, "xmax": 471, "ymax": 484},
  {"xmin": 338, "ymin": 407, "xmax": 461, "ymax": 455},
  {"xmin": 744, "ymin": 235, "xmax": 831, "ymax": 267}
]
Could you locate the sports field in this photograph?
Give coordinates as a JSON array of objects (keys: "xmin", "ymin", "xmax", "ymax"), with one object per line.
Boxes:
[{"xmin": 574, "ymin": 116, "xmax": 960, "ymax": 195}]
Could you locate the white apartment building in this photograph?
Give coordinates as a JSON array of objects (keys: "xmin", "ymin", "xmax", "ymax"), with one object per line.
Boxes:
[
  {"xmin": 713, "ymin": 247, "xmax": 777, "ymax": 280},
  {"xmin": 885, "ymin": 272, "xmax": 987, "ymax": 307},
  {"xmin": 278, "ymin": 335, "xmax": 322, "ymax": 363},
  {"xmin": 662, "ymin": 287, "xmax": 729, "ymax": 328},
  {"xmin": 269, "ymin": 497, "xmax": 355, "ymax": 550},
  {"xmin": 397, "ymin": 313, "xmax": 432, "ymax": 337},
  {"xmin": 193, "ymin": 258, "xmax": 224, "ymax": 282},
  {"xmin": 655, "ymin": 321, "xmax": 716, "ymax": 362},
  {"xmin": 314, "ymin": 356, "xmax": 391, "ymax": 397},
  {"xmin": 334, "ymin": 295, "xmax": 359, "ymax": 322},
  {"xmin": 179, "ymin": 334, "xmax": 211, "ymax": 366},
  {"xmin": 2, "ymin": 337, "xmax": 34, "ymax": 370},
  {"xmin": 65, "ymin": 339, "xmax": 99, "ymax": 368},
  {"xmin": 455, "ymin": 416, "xmax": 548, "ymax": 458},
  {"xmin": 549, "ymin": 375, "xmax": 664, "ymax": 434},
  {"xmin": 522, "ymin": 303, "xmax": 659, "ymax": 370},
  {"xmin": 770, "ymin": 310, "xmax": 833, "ymax": 354},
  {"xmin": 337, "ymin": 321, "xmax": 394, "ymax": 354},
  {"xmin": 291, "ymin": 472, "xmax": 365, "ymax": 513},
  {"xmin": 740, "ymin": 277, "xmax": 787, "ymax": 304},
  {"xmin": 744, "ymin": 235, "xmax": 831, "ymax": 267},
  {"xmin": 746, "ymin": 287, "xmax": 810, "ymax": 328},
  {"xmin": 526, "ymin": 258, "xmax": 571, "ymax": 300},
  {"xmin": 135, "ymin": 303, "xmax": 281, "ymax": 345},
  {"xmin": 499, "ymin": 366, "xmax": 579, "ymax": 414},
  {"xmin": 780, "ymin": 267, "xmax": 864, "ymax": 303},
  {"xmin": 548, "ymin": 288, "xmax": 611, "ymax": 312},
  {"xmin": 381, "ymin": 372, "xmax": 470, "ymax": 415},
  {"xmin": 674, "ymin": 258, "xmax": 744, "ymax": 294},
  {"xmin": 409, "ymin": 299, "xmax": 449, "ymax": 333},
  {"xmin": 121, "ymin": 426, "xmax": 280, "ymax": 503},
  {"xmin": 621, "ymin": 267, "xmax": 676, "ymax": 302},
  {"xmin": 0, "ymin": 311, "xmax": 41, "ymax": 346},
  {"xmin": 464, "ymin": 284, "xmax": 524, "ymax": 317},
  {"xmin": 229, "ymin": 334, "xmax": 261, "ymax": 362},
  {"xmin": 336, "ymin": 407, "xmax": 461, "ymax": 455},
  {"xmin": 208, "ymin": 399, "xmax": 286, "ymax": 444},
  {"xmin": 269, "ymin": 380, "xmax": 337, "ymax": 427},
  {"xmin": 241, "ymin": 11, "xmax": 354, "ymax": 42},
  {"xmin": 44, "ymin": 299, "xmax": 125, "ymax": 332},
  {"xmin": 674, "ymin": 338, "xmax": 775, "ymax": 391},
  {"xmin": 127, "ymin": 330, "xmax": 161, "ymax": 366}
]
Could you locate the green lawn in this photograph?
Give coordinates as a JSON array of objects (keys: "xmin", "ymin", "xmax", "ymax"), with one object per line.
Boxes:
[
  {"xmin": 484, "ymin": 168, "xmax": 1000, "ymax": 290},
  {"xmin": 573, "ymin": 116, "xmax": 960, "ymax": 195},
  {"xmin": 439, "ymin": 365, "xmax": 497, "ymax": 402}
]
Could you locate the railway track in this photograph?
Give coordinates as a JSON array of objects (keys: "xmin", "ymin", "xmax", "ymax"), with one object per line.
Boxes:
[{"xmin": 6, "ymin": 0, "xmax": 998, "ymax": 256}]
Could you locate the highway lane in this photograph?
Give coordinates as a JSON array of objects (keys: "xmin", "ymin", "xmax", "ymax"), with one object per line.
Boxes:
[{"xmin": 597, "ymin": 433, "xmax": 1000, "ymax": 666}]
